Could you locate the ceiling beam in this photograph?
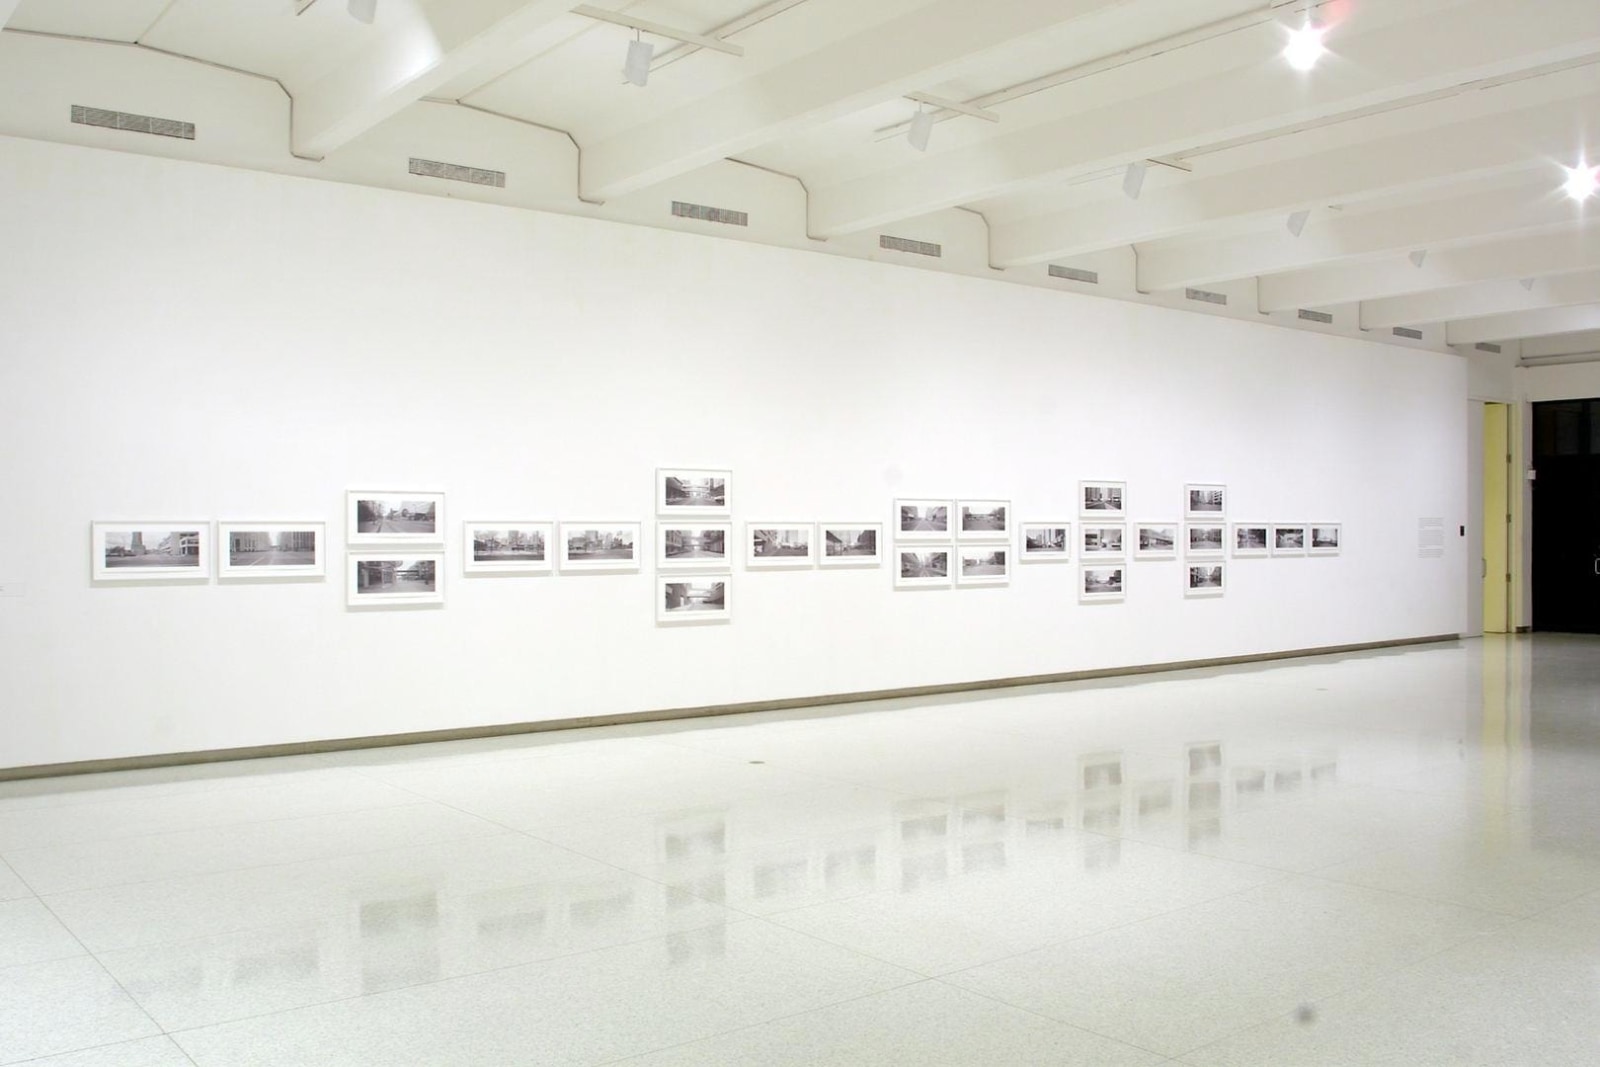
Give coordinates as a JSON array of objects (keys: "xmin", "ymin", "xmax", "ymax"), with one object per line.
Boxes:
[
  {"xmin": 1134, "ymin": 175, "xmax": 1581, "ymax": 293},
  {"xmin": 1446, "ymin": 305, "xmax": 1600, "ymax": 345},
  {"xmin": 1259, "ymin": 225, "xmax": 1600, "ymax": 312},
  {"xmin": 807, "ymin": 0, "xmax": 1600, "ymax": 238},
  {"xmin": 292, "ymin": 0, "xmax": 581, "ymax": 160},
  {"xmin": 580, "ymin": 0, "xmax": 1125, "ymax": 202},
  {"xmin": 1360, "ymin": 269, "xmax": 1600, "ymax": 330},
  {"xmin": 989, "ymin": 91, "xmax": 1600, "ymax": 268}
]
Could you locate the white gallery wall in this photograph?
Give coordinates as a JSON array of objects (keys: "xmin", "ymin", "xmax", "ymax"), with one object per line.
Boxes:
[{"xmin": 0, "ymin": 135, "xmax": 1470, "ymax": 771}]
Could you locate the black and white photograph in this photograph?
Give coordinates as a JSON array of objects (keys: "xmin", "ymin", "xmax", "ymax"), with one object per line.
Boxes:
[
  {"xmin": 1185, "ymin": 483, "xmax": 1227, "ymax": 520},
  {"xmin": 658, "ymin": 577, "xmax": 731, "ymax": 624},
  {"xmin": 957, "ymin": 546, "xmax": 1009, "ymax": 586},
  {"xmin": 218, "ymin": 522, "xmax": 325, "ymax": 580},
  {"xmin": 1020, "ymin": 522, "xmax": 1071, "ymax": 562},
  {"xmin": 464, "ymin": 522, "xmax": 554, "ymax": 574},
  {"xmin": 1080, "ymin": 564, "xmax": 1125, "ymax": 602},
  {"xmin": 1232, "ymin": 523, "xmax": 1271, "ymax": 558},
  {"xmin": 819, "ymin": 523, "xmax": 882, "ymax": 567},
  {"xmin": 1080, "ymin": 480, "xmax": 1126, "ymax": 518},
  {"xmin": 657, "ymin": 523, "xmax": 732, "ymax": 571},
  {"xmin": 746, "ymin": 523, "xmax": 815, "ymax": 568},
  {"xmin": 1133, "ymin": 522, "xmax": 1178, "ymax": 561},
  {"xmin": 896, "ymin": 548, "xmax": 951, "ymax": 588},
  {"xmin": 896, "ymin": 499, "xmax": 951, "ymax": 539},
  {"xmin": 1187, "ymin": 523, "xmax": 1225, "ymax": 558},
  {"xmin": 559, "ymin": 522, "xmax": 642, "ymax": 572},
  {"xmin": 1272, "ymin": 524, "xmax": 1308, "ymax": 556},
  {"xmin": 347, "ymin": 490, "xmax": 444, "ymax": 545},
  {"xmin": 1081, "ymin": 524, "xmax": 1126, "ymax": 558},
  {"xmin": 958, "ymin": 499, "xmax": 1010, "ymax": 541},
  {"xmin": 346, "ymin": 552, "xmax": 445, "ymax": 606},
  {"xmin": 92, "ymin": 522, "xmax": 211, "ymax": 582},
  {"xmin": 1187, "ymin": 563, "xmax": 1226, "ymax": 597},
  {"xmin": 1309, "ymin": 523, "xmax": 1342, "ymax": 555},
  {"xmin": 656, "ymin": 467, "xmax": 731, "ymax": 517}
]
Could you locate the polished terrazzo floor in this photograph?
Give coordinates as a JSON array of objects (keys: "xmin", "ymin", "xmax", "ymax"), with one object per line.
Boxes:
[{"xmin": 3, "ymin": 634, "xmax": 1599, "ymax": 1065}]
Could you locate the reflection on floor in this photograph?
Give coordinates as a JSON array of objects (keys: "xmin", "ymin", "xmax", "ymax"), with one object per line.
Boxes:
[{"xmin": 2, "ymin": 635, "xmax": 1599, "ymax": 1065}]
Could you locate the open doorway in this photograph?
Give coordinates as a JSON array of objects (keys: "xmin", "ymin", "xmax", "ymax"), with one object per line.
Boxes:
[{"xmin": 1530, "ymin": 399, "xmax": 1600, "ymax": 633}]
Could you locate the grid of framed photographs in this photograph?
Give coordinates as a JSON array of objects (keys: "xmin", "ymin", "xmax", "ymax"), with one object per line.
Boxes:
[{"xmin": 895, "ymin": 497, "xmax": 1010, "ymax": 589}]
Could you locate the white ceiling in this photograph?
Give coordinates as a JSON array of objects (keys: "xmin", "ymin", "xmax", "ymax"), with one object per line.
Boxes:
[{"xmin": 6, "ymin": 0, "xmax": 1600, "ymax": 356}]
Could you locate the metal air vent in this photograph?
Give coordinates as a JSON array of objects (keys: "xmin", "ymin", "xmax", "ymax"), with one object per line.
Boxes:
[
  {"xmin": 1392, "ymin": 327, "xmax": 1425, "ymax": 340},
  {"xmin": 671, "ymin": 201, "xmax": 748, "ymax": 227},
  {"xmin": 1297, "ymin": 309, "xmax": 1333, "ymax": 324},
  {"xmin": 1185, "ymin": 288, "xmax": 1227, "ymax": 306},
  {"xmin": 879, "ymin": 235, "xmax": 942, "ymax": 258},
  {"xmin": 1475, "ymin": 342, "xmax": 1503, "ymax": 354},
  {"xmin": 71, "ymin": 105, "xmax": 194, "ymax": 140},
  {"xmin": 408, "ymin": 158, "xmax": 505, "ymax": 188},
  {"xmin": 1049, "ymin": 265, "xmax": 1099, "ymax": 284}
]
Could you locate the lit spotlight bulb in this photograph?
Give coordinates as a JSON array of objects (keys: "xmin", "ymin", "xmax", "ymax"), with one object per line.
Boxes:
[
  {"xmin": 1563, "ymin": 161, "xmax": 1600, "ymax": 202},
  {"xmin": 1284, "ymin": 21, "xmax": 1326, "ymax": 71}
]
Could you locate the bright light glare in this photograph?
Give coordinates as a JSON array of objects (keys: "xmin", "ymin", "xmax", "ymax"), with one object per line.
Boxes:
[
  {"xmin": 1284, "ymin": 22, "xmax": 1326, "ymax": 71},
  {"xmin": 1563, "ymin": 162, "xmax": 1600, "ymax": 201}
]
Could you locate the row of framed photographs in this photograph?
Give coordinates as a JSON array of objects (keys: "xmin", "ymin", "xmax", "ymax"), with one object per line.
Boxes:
[
  {"xmin": 471, "ymin": 521, "xmax": 883, "ymax": 574},
  {"xmin": 1015, "ymin": 521, "xmax": 1342, "ymax": 562},
  {"xmin": 895, "ymin": 548, "xmax": 1227, "ymax": 600},
  {"xmin": 896, "ymin": 484, "xmax": 1229, "ymax": 541}
]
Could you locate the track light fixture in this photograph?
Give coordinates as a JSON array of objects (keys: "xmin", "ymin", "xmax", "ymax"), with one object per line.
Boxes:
[
  {"xmin": 1409, "ymin": 250, "xmax": 1428, "ymax": 269},
  {"xmin": 1286, "ymin": 210, "xmax": 1310, "ymax": 237},
  {"xmin": 907, "ymin": 107, "xmax": 934, "ymax": 152},
  {"xmin": 1283, "ymin": 19, "xmax": 1326, "ymax": 70},
  {"xmin": 1563, "ymin": 160, "xmax": 1600, "ymax": 201},
  {"xmin": 623, "ymin": 31, "xmax": 654, "ymax": 87},
  {"xmin": 1122, "ymin": 161, "xmax": 1148, "ymax": 200}
]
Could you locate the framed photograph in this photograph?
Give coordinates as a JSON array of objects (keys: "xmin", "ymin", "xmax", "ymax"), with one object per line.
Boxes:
[
  {"xmin": 1187, "ymin": 562, "xmax": 1226, "ymax": 597},
  {"xmin": 895, "ymin": 547, "xmax": 951, "ymax": 589},
  {"xmin": 559, "ymin": 522, "xmax": 642, "ymax": 572},
  {"xmin": 658, "ymin": 522, "xmax": 732, "ymax": 571},
  {"xmin": 1080, "ymin": 523, "xmax": 1126, "ymax": 558},
  {"xmin": 657, "ymin": 468, "xmax": 730, "ymax": 517},
  {"xmin": 896, "ymin": 499, "xmax": 952, "ymax": 540},
  {"xmin": 956, "ymin": 545, "xmax": 1009, "ymax": 586},
  {"xmin": 658, "ymin": 576, "xmax": 731, "ymax": 624},
  {"xmin": 347, "ymin": 552, "xmax": 444, "ymax": 607},
  {"xmin": 92, "ymin": 522, "xmax": 211, "ymax": 582},
  {"xmin": 1133, "ymin": 522, "xmax": 1178, "ymax": 561},
  {"xmin": 819, "ymin": 523, "xmax": 882, "ymax": 567},
  {"xmin": 464, "ymin": 522, "xmax": 553, "ymax": 574},
  {"xmin": 1185, "ymin": 484, "xmax": 1226, "ymax": 520},
  {"xmin": 1019, "ymin": 522, "xmax": 1071, "ymax": 562},
  {"xmin": 1187, "ymin": 523, "xmax": 1226, "ymax": 559},
  {"xmin": 218, "ymin": 522, "xmax": 325, "ymax": 579},
  {"xmin": 1272, "ymin": 524, "xmax": 1308, "ymax": 556},
  {"xmin": 1231, "ymin": 523, "xmax": 1270, "ymax": 558},
  {"xmin": 1309, "ymin": 524, "xmax": 1342, "ymax": 555},
  {"xmin": 1080, "ymin": 564, "xmax": 1125, "ymax": 603},
  {"xmin": 746, "ymin": 522, "xmax": 815, "ymax": 568},
  {"xmin": 347, "ymin": 490, "xmax": 443, "ymax": 545},
  {"xmin": 957, "ymin": 500, "xmax": 1010, "ymax": 541},
  {"xmin": 1080, "ymin": 480, "xmax": 1126, "ymax": 519}
]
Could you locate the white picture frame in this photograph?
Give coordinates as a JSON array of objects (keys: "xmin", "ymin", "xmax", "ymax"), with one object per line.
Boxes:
[
  {"xmin": 92, "ymin": 522, "xmax": 212, "ymax": 582},
  {"xmin": 745, "ymin": 522, "xmax": 816, "ymax": 569},
  {"xmin": 347, "ymin": 490, "xmax": 444, "ymax": 546},
  {"xmin": 956, "ymin": 544, "xmax": 1010, "ymax": 586},
  {"xmin": 658, "ymin": 575, "xmax": 731, "ymax": 624},
  {"xmin": 1185, "ymin": 484, "xmax": 1227, "ymax": 521},
  {"xmin": 957, "ymin": 499, "xmax": 1010, "ymax": 541},
  {"xmin": 1272, "ymin": 524, "xmax": 1308, "ymax": 556},
  {"xmin": 463, "ymin": 521, "xmax": 554, "ymax": 574},
  {"xmin": 346, "ymin": 551, "xmax": 444, "ymax": 607},
  {"xmin": 1080, "ymin": 480, "xmax": 1126, "ymax": 519},
  {"xmin": 657, "ymin": 522, "xmax": 732, "ymax": 571},
  {"xmin": 819, "ymin": 523, "xmax": 882, "ymax": 567},
  {"xmin": 895, "ymin": 499, "xmax": 952, "ymax": 541},
  {"xmin": 559, "ymin": 521, "xmax": 643, "ymax": 572},
  {"xmin": 1080, "ymin": 563, "xmax": 1125, "ymax": 603},
  {"xmin": 1080, "ymin": 523, "xmax": 1126, "ymax": 558},
  {"xmin": 217, "ymin": 521, "xmax": 325, "ymax": 580},
  {"xmin": 1309, "ymin": 523, "xmax": 1342, "ymax": 555},
  {"xmin": 1186, "ymin": 522, "xmax": 1226, "ymax": 559},
  {"xmin": 895, "ymin": 547, "xmax": 951, "ymax": 588},
  {"xmin": 1019, "ymin": 521, "xmax": 1071, "ymax": 562},
  {"xmin": 1133, "ymin": 522, "xmax": 1179, "ymax": 561},
  {"xmin": 1186, "ymin": 562, "xmax": 1226, "ymax": 597},
  {"xmin": 1231, "ymin": 523, "xmax": 1271, "ymax": 558},
  {"xmin": 657, "ymin": 467, "xmax": 731, "ymax": 518}
]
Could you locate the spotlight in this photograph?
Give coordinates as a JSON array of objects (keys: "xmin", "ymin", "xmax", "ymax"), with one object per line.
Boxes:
[
  {"xmin": 347, "ymin": 0, "xmax": 376, "ymax": 24},
  {"xmin": 623, "ymin": 35, "xmax": 654, "ymax": 87},
  {"xmin": 1563, "ymin": 161, "xmax": 1599, "ymax": 201},
  {"xmin": 1287, "ymin": 210, "xmax": 1310, "ymax": 237},
  {"xmin": 907, "ymin": 107, "xmax": 934, "ymax": 152},
  {"xmin": 1122, "ymin": 161, "xmax": 1147, "ymax": 200},
  {"xmin": 1409, "ymin": 249, "xmax": 1428, "ymax": 269},
  {"xmin": 1283, "ymin": 20, "xmax": 1326, "ymax": 71}
]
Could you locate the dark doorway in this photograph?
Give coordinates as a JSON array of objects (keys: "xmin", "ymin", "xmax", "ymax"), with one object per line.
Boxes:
[{"xmin": 1532, "ymin": 399, "xmax": 1600, "ymax": 634}]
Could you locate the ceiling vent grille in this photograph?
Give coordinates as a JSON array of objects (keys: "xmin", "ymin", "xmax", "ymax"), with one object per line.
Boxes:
[
  {"xmin": 671, "ymin": 201, "xmax": 748, "ymax": 227},
  {"xmin": 71, "ymin": 105, "xmax": 194, "ymax": 140},
  {"xmin": 1297, "ymin": 309, "xmax": 1333, "ymax": 324},
  {"xmin": 1185, "ymin": 287, "xmax": 1227, "ymax": 306},
  {"xmin": 408, "ymin": 158, "xmax": 505, "ymax": 188},
  {"xmin": 1392, "ymin": 326, "xmax": 1425, "ymax": 340},
  {"xmin": 880, "ymin": 235, "xmax": 942, "ymax": 258},
  {"xmin": 1475, "ymin": 342, "xmax": 1503, "ymax": 353},
  {"xmin": 1049, "ymin": 265, "xmax": 1099, "ymax": 284}
]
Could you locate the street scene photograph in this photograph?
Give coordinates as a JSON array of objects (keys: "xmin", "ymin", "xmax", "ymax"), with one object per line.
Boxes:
[
  {"xmin": 898, "ymin": 502, "xmax": 949, "ymax": 533},
  {"xmin": 1022, "ymin": 525, "xmax": 1068, "ymax": 555},
  {"xmin": 471, "ymin": 528, "xmax": 547, "ymax": 563},
  {"xmin": 960, "ymin": 502, "xmax": 1008, "ymax": 533},
  {"xmin": 1189, "ymin": 564, "xmax": 1225, "ymax": 592},
  {"xmin": 1275, "ymin": 526, "xmax": 1306, "ymax": 551},
  {"xmin": 1081, "ymin": 482, "xmax": 1125, "ymax": 513},
  {"xmin": 750, "ymin": 526, "xmax": 812, "ymax": 558},
  {"xmin": 228, "ymin": 529, "xmax": 317, "ymax": 568},
  {"xmin": 823, "ymin": 527, "xmax": 878, "ymax": 557},
  {"xmin": 662, "ymin": 580, "xmax": 727, "ymax": 615},
  {"xmin": 1082, "ymin": 526, "xmax": 1125, "ymax": 555},
  {"xmin": 899, "ymin": 550, "xmax": 949, "ymax": 578},
  {"xmin": 1234, "ymin": 525, "xmax": 1269, "ymax": 551},
  {"xmin": 1082, "ymin": 565, "xmax": 1124, "ymax": 595},
  {"xmin": 662, "ymin": 527, "xmax": 728, "ymax": 561},
  {"xmin": 355, "ymin": 558, "xmax": 436, "ymax": 595},
  {"xmin": 661, "ymin": 472, "xmax": 728, "ymax": 509},
  {"xmin": 103, "ymin": 529, "xmax": 201, "ymax": 569},
  {"xmin": 1187, "ymin": 485, "xmax": 1225, "ymax": 514},
  {"xmin": 1138, "ymin": 525, "xmax": 1177, "ymax": 552},
  {"xmin": 1188, "ymin": 524, "xmax": 1225, "ymax": 553},
  {"xmin": 356, "ymin": 497, "xmax": 438, "ymax": 536},
  {"xmin": 960, "ymin": 548, "xmax": 1008, "ymax": 575},
  {"xmin": 566, "ymin": 528, "xmax": 636, "ymax": 561}
]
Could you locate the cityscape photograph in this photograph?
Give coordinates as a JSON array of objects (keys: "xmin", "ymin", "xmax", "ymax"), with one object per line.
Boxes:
[
  {"xmin": 228, "ymin": 529, "xmax": 317, "ymax": 568},
  {"xmin": 103, "ymin": 529, "xmax": 201, "ymax": 569}
]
